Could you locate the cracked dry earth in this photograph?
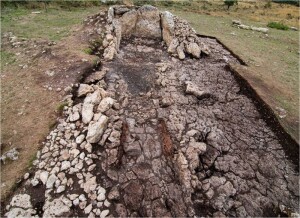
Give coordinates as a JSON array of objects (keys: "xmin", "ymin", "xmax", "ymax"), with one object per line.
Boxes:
[{"xmin": 3, "ymin": 9, "xmax": 300, "ymax": 218}]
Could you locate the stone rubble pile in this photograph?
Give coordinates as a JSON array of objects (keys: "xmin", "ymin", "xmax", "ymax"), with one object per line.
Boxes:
[{"xmin": 5, "ymin": 72, "xmax": 118, "ymax": 217}]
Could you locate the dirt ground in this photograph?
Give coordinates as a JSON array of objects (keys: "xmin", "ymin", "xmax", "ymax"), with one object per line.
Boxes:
[{"xmin": 1, "ymin": 13, "xmax": 100, "ymax": 200}]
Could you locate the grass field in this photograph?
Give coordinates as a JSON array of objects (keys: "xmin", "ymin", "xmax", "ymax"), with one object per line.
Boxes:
[{"xmin": 1, "ymin": 6, "xmax": 100, "ymax": 41}]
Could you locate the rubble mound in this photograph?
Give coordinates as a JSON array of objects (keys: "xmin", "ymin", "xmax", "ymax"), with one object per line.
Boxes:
[{"xmin": 3, "ymin": 5, "xmax": 299, "ymax": 218}]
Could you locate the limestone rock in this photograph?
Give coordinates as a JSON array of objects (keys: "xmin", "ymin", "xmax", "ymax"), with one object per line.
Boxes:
[
  {"xmin": 83, "ymin": 177, "xmax": 97, "ymax": 194},
  {"xmin": 103, "ymin": 45, "xmax": 116, "ymax": 61},
  {"xmin": 100, "ymin": 209, "xmax": 109, "ymax": 218},
  {"xmin": 82, "ymin": 90, "xmax": 101, "ymax": 124},
  {"xmin": 46, "ymin": 174, "xmax": 58, "ymax": 189},
  {"xmin": 167, "ymin": 38, "xmax": 179, "ymax": 54},
  {"xmin": 5, "ymin": 208, "xmax": 35, "ymax": 218},
  {"xmin": 186, "ymin": 141, "xmax": 207, "ymax": 171},
  {"xmin": 134, "ymin": 5, "xmax": 161, "ymax": 38},
  {"xmin": 39, "ymin": 171, "xmax": 49, "ymax": 185},
  {"xmin": 119, "ymin": 10, "xmax": 138, "ymax": 36},
  {"xmin": 84, "ymin": 204, "xmax": 93, "ymax": 214},
  {"xmin": 177, "ymin": 44, "xmax": 185, "ymax": 60},
  {"xmin": 77, "ymin": 84, "xmax": 94, "ymax": 97},
  {"xmin": 185, "ymin": 81, "xmax": 210, "ymax": 99},
  {"xmin": 108, "ymin": 186, "xmax": 120, "ymax": 200},
  {"xmin": 186, "ymin": 42, "xmax": 201, "ymax": 58},
  {"xmin": 43, "ymin": 197, "xmax": 71, "ymax": 217},
  {"xmin": 86, "ymin": 115, "xmax": 109, "ymax": 143},
  {"xmin": 10, "ymin": 194, "xmax": 32, "ymax": 209},
  {"xmin": 69, "ymin": 111, "xmax": 80, "ymax": 122},
  {"xmin": 161, "ymin": 11, "xmax": 174, "ymax": 46},
  {"xmin": 97, "ymin": 97, "xmax": 115, "ymax": 113}
]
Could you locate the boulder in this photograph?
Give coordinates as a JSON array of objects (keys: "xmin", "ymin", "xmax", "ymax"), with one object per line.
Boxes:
[
  {"xmin": 134, "ymin": 5, "xmax": 161, "ymax": 38},
  {"xmin": 161, "ymin": 11, "xmax": 175, "ymax": 46},
  {"xmin": 10, "ymin": 194, "xmax": 32, "ymax": 209},
  {"xmin": 103, "ymin": 45, "xmax": 116, "ymax": 61},
  {"xmin": 5, "ymin": 208, "xmax": 36, "ymax": 218},
  {"xmin": 97, "ymin": 97, "xmax": 115, "ymax": 113},
  {"xmin": 119, "ymin": 10, "xmax": 138, "ymax": 36},
  {"xmin": 82, "ymin": 90, "xmax": 102, "ymax": 124},
  {"xmin": 185, "ymin": 81, "xmax": 210, "ymax": 99},
  {"xmin": 86, "ymin": 115, "xmax": 109, "ymax": 143},
  {"xmin": 168, "ymin": 38, "xmax": 179, "ymax": 54},
  {"xmin": 77, "ymin": 84, "xmax": 94, "ymax": 97},
  {"xmin": 177, "ymin": 44, "xmax": 185, "ymax": 60},
  {"xmin": 43, "ymin": 197, "xmax": 71, "ymax": 217},
  {"xmin": 186, "ymin": 42, "xmax": 201, "ymax": 58}
]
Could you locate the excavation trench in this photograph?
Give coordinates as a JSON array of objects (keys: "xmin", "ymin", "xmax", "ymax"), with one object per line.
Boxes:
[{"xmin": 3, "ymin": 7, "xmax": 299, "ymax": 218}]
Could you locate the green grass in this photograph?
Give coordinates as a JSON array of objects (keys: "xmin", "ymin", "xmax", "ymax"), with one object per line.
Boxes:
[
  {"xmin": 1, "ymin": 50, "xmax": 16, "ymax": 66},
  {"xmin": 56, "ymin": 101, "xmax": 68, "ymax": 114},
  {"xmin": 267, "ymin": 21, "xmax": 290, "ymax": 30},
  {"xmin": 83, "ymin": 47, "xmax": 93, "ymax": 55},
  {"xmin": 1, "ymin": 6, "xmax": 100, "ymax": 41}
]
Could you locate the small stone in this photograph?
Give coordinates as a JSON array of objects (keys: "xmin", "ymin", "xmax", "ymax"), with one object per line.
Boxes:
[
  {"xmin": 57, "ymin": 185, "xmax": 66, "ymax": 193},
  {"xmin": 69, "ymin": 111, "xmax": 80, "ymax": 122},
  {"xmin": 76, "ymin": 135, "xmax": 85, "ymax": 144},
  {"xmin": 79, "ymin": 194, "xmax": 87, "ymax": 201},
  {"xmin": 61, "ymin": 161, "xmax": 71, "ymax": 171},
  {"xmin": 88, "ymin": 164, "xmax": 96, "ymax": 172},
  {"xmin": 108, "ymin": 186, "xmax": 120, "ymax": 200},
  {"xmin": 46, "ymin": 174, "xmax": 57, "ymax": 189},
  {"xmin": 69, "ymin": 194, "xmax": 78, "ymax": 201},
  {"xmin": 85, "ymin": 143, "xmax": 93, "ymax": 153},
  {"xmin": 97, "ymin": 97, "xmax": 115, "ymax": 113},
  {"xmin": 84, "ymin": 204, "xmax": 93, "ymax": 214},
  {"xmin": 31, "ymin": 178, "xmax": 39, "ymax": 187},
  {"xmin": 97, "ymin": 187, "xmax": 106, "ymax": 201},
  {"xmin": 39, "ymin": 171, "xmax": 49, "ymax": 185},
  {"xmin": 83, "ymin": 177, "xmax": 97, "ymax": 194},
  {"xmin": 78, "ymin": 84, "xmax": 94, "ymax": 97},
  {"xmin": 100, "ymin": 209, "xmax": 109, "ymax": 218},
  {"xmin": 104, "ymin": 199, "xmax": 111, "ymax": 207},
  {"xmin": 24, "ymin": 173, "xmax": 30, "ymax": 180},
  {"xmin": 73, "ymin": 198, "xmax": 79, "ymax": 206},
  {"xmin": 205, "ymin": 188, "xmax": 214, "ymax": 199}
]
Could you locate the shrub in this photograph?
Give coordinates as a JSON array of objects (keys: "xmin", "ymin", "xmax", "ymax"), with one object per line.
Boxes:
[
  {"xmin": 224, "ymin": 0, "xmax": 238, "ymax": 10},
  {"xmin": 267, "ymin": 22, "xmax": 289, "ymax": 30},
  {"xmin": 272, "ymin": 0, "xmax": 300, "ymax": 7}
]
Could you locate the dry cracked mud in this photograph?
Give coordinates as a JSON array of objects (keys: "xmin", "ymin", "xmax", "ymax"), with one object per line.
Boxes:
[{"xmin": 2, "ymin": 5, "xmax": 299, "ymax": 218}]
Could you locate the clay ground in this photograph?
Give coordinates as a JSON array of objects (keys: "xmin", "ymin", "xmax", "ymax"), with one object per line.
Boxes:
[{"xmin": 1, "ymin": 0, "xmax": 299, "ymax": 209}]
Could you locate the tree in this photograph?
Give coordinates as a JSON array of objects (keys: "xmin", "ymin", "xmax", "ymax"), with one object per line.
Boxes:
[{"xmin": 224, "ymin": 0, "xmax": 238, "ymax": 10}]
